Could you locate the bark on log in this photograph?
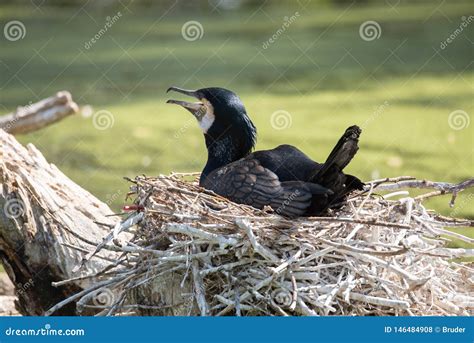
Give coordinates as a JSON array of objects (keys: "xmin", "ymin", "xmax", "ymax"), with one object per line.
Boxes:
[
  {"xmin": 0, "ymin": 129, "xmax": 118, "ymax": 315},
  {"xmin": 0, "ymin": 91, "xmax": 78, "ymax": 135}
]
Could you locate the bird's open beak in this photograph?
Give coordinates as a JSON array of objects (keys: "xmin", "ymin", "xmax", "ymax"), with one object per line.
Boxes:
[{"xmin": 166, "ymin": 86, "xmax": 205, "ymax": 119}]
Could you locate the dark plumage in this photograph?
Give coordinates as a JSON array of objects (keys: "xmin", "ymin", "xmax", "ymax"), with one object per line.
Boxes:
[{"xmin": 167, "ymin": 86, "xmax": 364, "ymax": 217}]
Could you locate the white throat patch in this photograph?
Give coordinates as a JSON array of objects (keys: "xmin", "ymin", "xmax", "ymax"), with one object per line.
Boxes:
[{"xmin": 199, "ymin": 98, "xmax": 215, "ymax": 133}]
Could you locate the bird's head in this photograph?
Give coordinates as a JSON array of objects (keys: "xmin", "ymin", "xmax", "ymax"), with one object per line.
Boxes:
[{"xmin": 167, "ymin": 86, "xmax": 257, "ymax": 164}]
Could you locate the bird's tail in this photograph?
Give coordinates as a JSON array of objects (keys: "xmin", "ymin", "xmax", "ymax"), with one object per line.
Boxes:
[
  {"xmin": 311, "ymin": 125, "xmax": 362, "ymax": 187},
  {"xmin": 271, "ymin": 181, "xmax": 333, "ymax": 217}
]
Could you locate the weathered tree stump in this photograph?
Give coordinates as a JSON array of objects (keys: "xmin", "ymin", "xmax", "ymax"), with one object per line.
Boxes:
[{"xmin": 0, "ymin": 129, "xmax": 118, "ymax": 315}]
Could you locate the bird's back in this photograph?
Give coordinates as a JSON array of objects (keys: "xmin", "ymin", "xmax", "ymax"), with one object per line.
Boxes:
[{"xmin": 252, "ymin": 145, "xmax": 322, "ymax": 182}]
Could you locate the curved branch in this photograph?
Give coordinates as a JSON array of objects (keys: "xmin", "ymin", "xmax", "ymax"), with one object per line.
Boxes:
[
  {"xmin": 0, "ymin": 91, "xmax": 78, "ymax": 135},
  {"xmin": 369, "ymin": 178, "xmax": 474, "ymax": 192}
]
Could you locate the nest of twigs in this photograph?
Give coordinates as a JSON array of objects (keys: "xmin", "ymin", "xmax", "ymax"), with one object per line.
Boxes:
[{"xmin": 52, "ymin": 174, "xmax": 474, "ymax": 316}]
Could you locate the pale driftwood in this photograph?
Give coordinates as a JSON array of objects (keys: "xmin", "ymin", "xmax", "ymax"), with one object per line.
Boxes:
[
  {"xmin": 0, "ymin": 91, "xmax": 78, "ymax": 135},
  {"xmin": 0, "ymin": 129, "xmax": 119, "ymax": 315}
]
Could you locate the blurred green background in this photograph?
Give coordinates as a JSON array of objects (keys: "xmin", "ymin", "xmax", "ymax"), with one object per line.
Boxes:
[{"xmin": 0, "ymin": 0, "xmax": 472, "ymax": 233}]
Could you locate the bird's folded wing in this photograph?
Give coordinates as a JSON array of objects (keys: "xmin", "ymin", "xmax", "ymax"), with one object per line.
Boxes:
[{"xmin": 204, "ymin": 158, "xmax": 317, "ymax": 217}]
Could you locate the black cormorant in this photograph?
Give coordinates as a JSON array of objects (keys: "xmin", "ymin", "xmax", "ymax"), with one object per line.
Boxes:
[{"xmin": 167, "ymin": 86, "xmax": 364, "ymax": 217}]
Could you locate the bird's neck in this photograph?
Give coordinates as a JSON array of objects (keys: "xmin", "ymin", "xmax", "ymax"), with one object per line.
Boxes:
[{"xmin": 200, "ymin": 135, "xmax": 251, "ymax": 184}]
